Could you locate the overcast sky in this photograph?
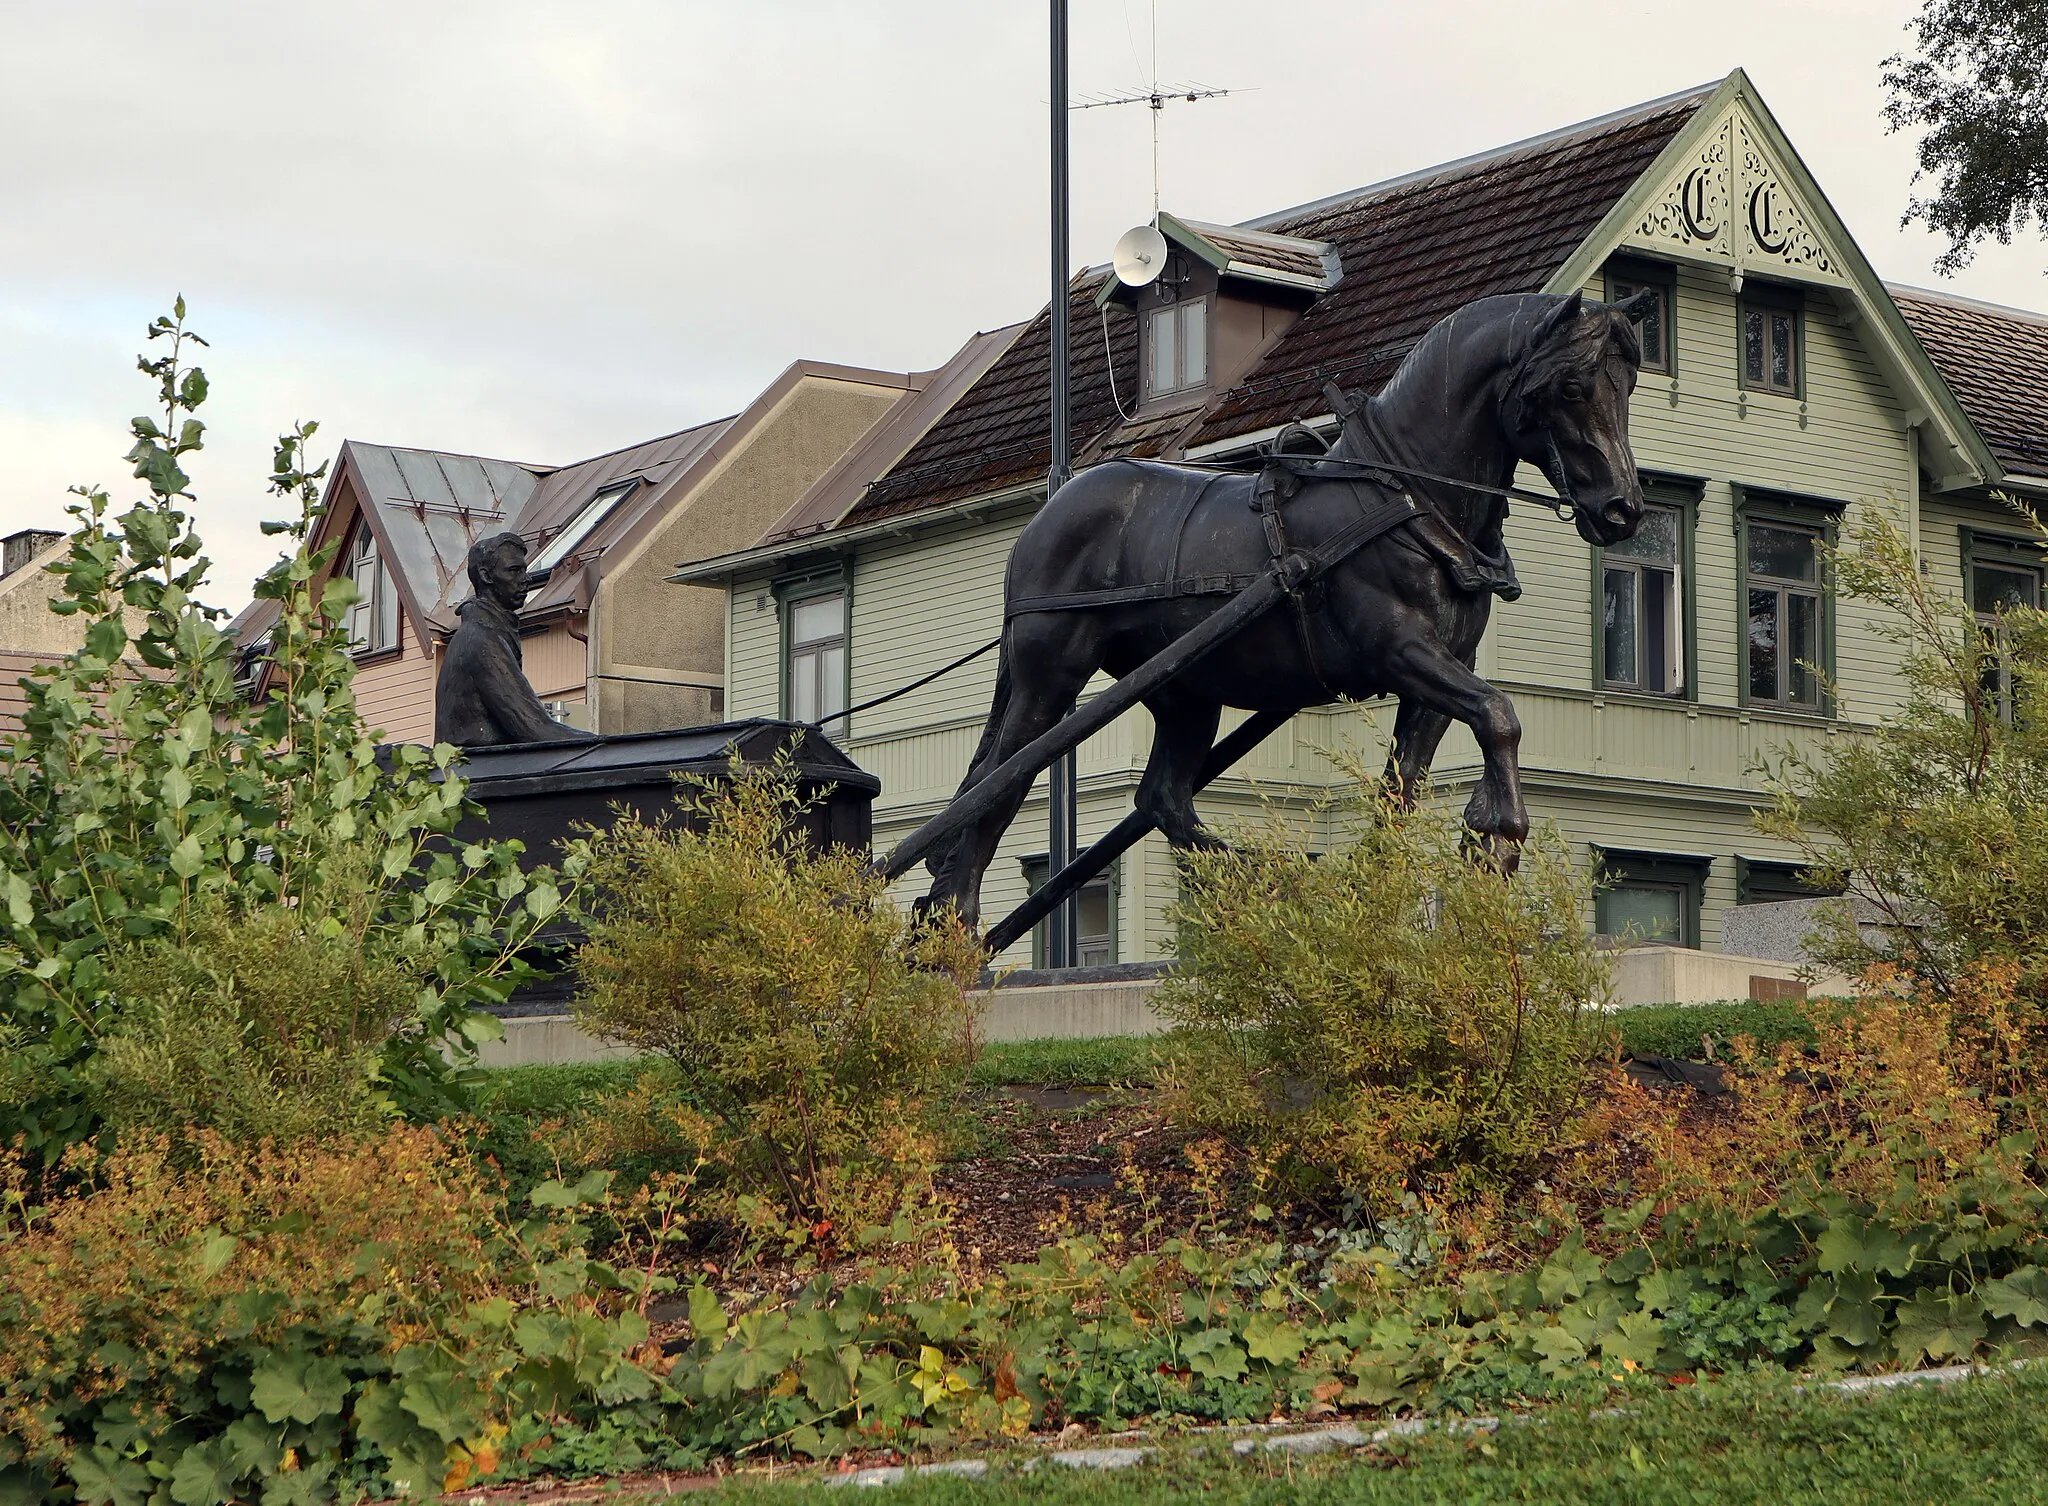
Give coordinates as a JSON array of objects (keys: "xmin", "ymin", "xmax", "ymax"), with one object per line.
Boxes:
[{"xmin": 4, "ymin": 1, "xmax": 2044, "ymax": 612}]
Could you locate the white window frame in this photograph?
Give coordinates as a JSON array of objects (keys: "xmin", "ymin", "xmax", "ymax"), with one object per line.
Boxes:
[
  {"xmin": 342, "ymin": 524, "xmax": 398, "ymax": 655},
  {"xmin": 783, "ymin": 585, "xmax": 847, "ymax": 737},
  {"xmin": 531, "ymin": 479, "xmax": 639, "ymax": 575},
  {"xmin": 1601, "ymin": 501, "xmax": 1685, "ymax": 696}
]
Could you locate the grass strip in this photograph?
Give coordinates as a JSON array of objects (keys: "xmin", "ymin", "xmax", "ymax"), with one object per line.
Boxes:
[{"xmin": 707, "ymin": 1363, "xmax": 2048, "ymax": 1504}]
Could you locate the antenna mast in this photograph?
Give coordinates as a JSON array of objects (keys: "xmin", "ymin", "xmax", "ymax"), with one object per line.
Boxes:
[{"xmin": 1072, "ymin": 0, "xmax": 1231, "ymax": 218}]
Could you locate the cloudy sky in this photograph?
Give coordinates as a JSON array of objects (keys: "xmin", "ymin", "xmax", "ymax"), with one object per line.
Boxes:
[{"xmin": 3, "ymin": 1, "xmax": 2043, "ymax": 611}]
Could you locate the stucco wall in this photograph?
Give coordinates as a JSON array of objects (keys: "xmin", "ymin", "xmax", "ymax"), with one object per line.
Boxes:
[{"xmin": 599, "ymin": 375, "xmax": 899, "ymax": 734}]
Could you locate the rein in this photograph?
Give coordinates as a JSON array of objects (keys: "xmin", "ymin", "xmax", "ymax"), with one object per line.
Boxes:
[{"xmin": 1162, "ymin": 449, "xmax": 1577, "ymax": 523}]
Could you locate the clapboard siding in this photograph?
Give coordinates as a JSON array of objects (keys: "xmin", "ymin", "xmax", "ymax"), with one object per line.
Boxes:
[{"xmin": 352, "ymin": 618, "xmax": 439, "ymax": 746}]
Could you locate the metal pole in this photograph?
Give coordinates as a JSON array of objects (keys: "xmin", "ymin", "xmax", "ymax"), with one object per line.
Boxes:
[{"xmin": 1045, "ymin": 0, "xmax": 1078, "ymax": 967}]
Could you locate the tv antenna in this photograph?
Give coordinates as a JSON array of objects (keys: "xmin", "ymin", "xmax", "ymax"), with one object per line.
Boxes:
[{"xmin": 1072, "ymin": 0, "xmax": 1234, "ymax": 218}]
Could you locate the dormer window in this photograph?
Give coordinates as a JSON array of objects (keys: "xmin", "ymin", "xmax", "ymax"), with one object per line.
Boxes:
[
  {"xmin": 1144, "ymin": 296, "xmax": 1210, "ymax": 399},
  {"xmin": 342, "ymin": 523, "xmax": 398, "ymax": 655},
  {"xmin": 531, "ymin": 479, "xmax": 639, "ymax": 575}
]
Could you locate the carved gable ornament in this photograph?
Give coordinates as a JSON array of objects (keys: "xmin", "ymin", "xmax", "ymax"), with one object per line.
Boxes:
[{"xmin": 1625, "ymin": 107, "xmax": 1844, "ymax": 282}]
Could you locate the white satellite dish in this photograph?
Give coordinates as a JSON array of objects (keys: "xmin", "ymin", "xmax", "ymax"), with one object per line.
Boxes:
[{"xmin": 1113, "ymin": 223, "xmax": 1169, "ymax": 287}]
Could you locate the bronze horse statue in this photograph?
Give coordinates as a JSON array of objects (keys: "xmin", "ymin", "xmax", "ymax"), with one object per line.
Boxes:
[{"xmin": 922, "ymin": 289, "xmax": 1655, "ymax": 927}]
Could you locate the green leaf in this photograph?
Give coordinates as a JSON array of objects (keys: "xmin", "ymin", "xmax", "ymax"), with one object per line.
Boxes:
[
  {"xmin": 1243, "ymin": 1313, "xmax": 1308, "ymax": 1366},
  {"xmin": 167, "ymin": 1440, "xmax": 239, "ymax": 1506},
  {"xmin": 169, "ymin": 834, "xmax": 204, "ymax": 880},
  {"xmin": 2, "ymin": 871, "xmax": 31, "ymax": 928},
  {"xmin": 1892, "ymin": 1289, "xmax": 1986, "ymax": 1367},
  {"xmin": 1538, "ymin": 1234, "xmax": 1602, "ymax": 1306},
  {"xmin": 1597, "ymin": 1308, "xmax": 1664, "ymax": 1370},
  {"xmin": 200, "ymin": 1229, "xmax": 239, "ymax": 1276},
  {"xmin": 249, "ymin": 1350, "xmax": 349, "ymax": 1424},
  {"xmin": 526, "ymin": 882, "xmax": 561, "ymax": 922},
  {"xmin": 398, "ymin": 1371, "xmax": 475, "ymax": 1444},
  {"xmin": 688, "ymin": 1284, "xmax": 729, "ymax": 1348},
  {"xmin": 1817, "ymin": 1216, "xmax": 1916, "ymax": 1278},
  {"xmin": 84, "ymin": 616, "xmax": 128, "ymax": 662},
  {"xmin": 1181, "ymin": 1327, "xmax": 1248, "ymax": 1381},
  {"xmin": 1635, "ymin": 1268, "xmax": 1698, "ymax": 1316},
  {"xmin": 67, "ymin": 1446, "xmax": 153, "ymax": 1506},
  {"xmin": 1983, "ymin": 1266, "xmax": 2048, "ymax": 1327},
  {"xmin": 1529, "ymin": 1324, "xmax": 1588, "ymax": 1377}
]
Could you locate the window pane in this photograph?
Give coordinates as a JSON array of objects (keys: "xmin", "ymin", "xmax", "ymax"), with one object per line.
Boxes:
[
  {"xmin": 789, "ymin": 650, "xmax": 817, "ymax": 724},
  {"xmin": 1749, "ymin": 587, "xmax": 1780, "ymax": 701},
  {"xmin": 375, "ymin": 560, "xmax": 399, "ymax": 649},
  {"xmin": 1149, "ymin": 307, "xmax": 1177, "ymax": 395},
  {"xmin": 1181, "ymin": 299, "xmax": 1208, "ymax": 386},
  {"xmin": 1787, "ymin": 592, "xmax": 1820, "ymax": 706},
  {"xmin": 790, "ymin": 592, "xmax": 844, "ymax": 646},
  {"xmin": 1748, "ymin": 524, "xmax": 1816, "ymax": 582},
  {"xmin": 1974, "ymin": 563, "xmax": 2039, "ymax": 616},
  {"xmin": 1744, "ymin": 309, "xmax": 1766, "ymax": 385},
  {"xmin": 818, "ymin": 644, "xmax": 846, "ymax": 721},
  {"xmin": 1604, "ymin": 883, "xmax": 1684, "ymax": 944},
  {"xmin": 1642, "ymin": 566, "xmax": 1671, "ymax": 695},
  {"xmin": 1604, "ymin": 566, "xmax": 1639, "ymax": 686},
  {"xmin": 1077, "ymin": 879, "xmax": 1111, "ymax": 945},
  {"xmin": 1770, "ymin": 312, "xmax": 1794, "ymax": 391},
  {"xmin": 1607, "ymin": 504, "xmax": 1678, "ymax": 564},
  {"xmin": 1617, "ymin": 280, "xmax": 1666, "ymax": 369}
]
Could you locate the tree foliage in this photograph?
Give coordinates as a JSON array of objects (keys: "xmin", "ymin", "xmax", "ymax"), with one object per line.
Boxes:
[
  {"xmin": 1882, "ymin": 0, "xmax": 2048, "ymax": 272},
  {"xmin": 0, "ymin": 301, "xmax": 574, "ymax": 1157},
  {"xmin": 1759, "ymin": 507, "xmax": 2048, "ymax": 1035}
]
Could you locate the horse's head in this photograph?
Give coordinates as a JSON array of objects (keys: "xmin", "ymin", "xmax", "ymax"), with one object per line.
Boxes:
[{"xmin": 1501, "ymin": 290, "xmax": 1653, "ymax": 548}]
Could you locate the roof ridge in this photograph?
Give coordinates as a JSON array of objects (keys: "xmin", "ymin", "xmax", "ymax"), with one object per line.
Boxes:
[
  {"xmin": 344, "ymin": 437, "xmax": 558, "ymax": 474},
  {"xmin": 1888, "ymin": 280, "xmax": 2048, "ymax": 329},
  {"xmin": 1240, "ymin": 79, "xmax": 1722, "ymax": 232},
  {"xmin": 547, "ymin": 414, "xmax": 739, "ymax": 472}
]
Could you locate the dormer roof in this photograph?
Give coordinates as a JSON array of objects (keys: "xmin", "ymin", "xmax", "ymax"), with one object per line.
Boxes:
[{"xmin": 1095, "ymin": 213, "xmax": 1342, "ymax": 309}]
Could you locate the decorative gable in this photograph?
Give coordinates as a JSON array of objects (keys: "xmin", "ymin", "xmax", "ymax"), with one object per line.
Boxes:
[{"xmin": 1624, "ymin": 103, "xmax": 1845, "ymax": 284}]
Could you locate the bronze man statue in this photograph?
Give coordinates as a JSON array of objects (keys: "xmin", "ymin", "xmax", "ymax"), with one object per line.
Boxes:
[{"xmin": 434, "ymin": 531, "xmax": 598, "ymax": 747}]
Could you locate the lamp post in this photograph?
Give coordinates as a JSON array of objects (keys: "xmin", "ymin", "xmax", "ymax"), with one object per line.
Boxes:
[{"xmin": 1045, "ymin": 0, "xmax": 1079, "ymax": 969}]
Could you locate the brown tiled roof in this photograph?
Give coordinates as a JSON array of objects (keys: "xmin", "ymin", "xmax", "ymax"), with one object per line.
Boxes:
[
  {"xmin": 846, "ymin": 85, "xmax": 1712, "ymax": 528},
  {"xmin": 1891, "ymin": 286, "xmax": 2048, "ymax": 481},
  {"xmin": 1200, "ymin": 224, "xmax": 1333, "ymax": 286}
]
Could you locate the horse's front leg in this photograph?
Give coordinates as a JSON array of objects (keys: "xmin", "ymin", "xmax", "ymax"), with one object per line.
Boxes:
[{"xmin": 1384, "ymin": 638, "xmax": 1527, "ymax": 869}]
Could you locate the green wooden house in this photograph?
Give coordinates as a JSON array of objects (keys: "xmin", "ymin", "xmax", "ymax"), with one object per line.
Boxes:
[{"xmin": 674, "ymin": 71, "xmax": 2048, "ymax": 966}]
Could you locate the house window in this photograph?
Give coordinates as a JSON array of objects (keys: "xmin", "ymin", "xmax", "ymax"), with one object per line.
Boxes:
[
  {"xmin": 784, "ymin": 588, "xmax": 846, "ymax": 735},
  {"xmin": 1594, "ymin": 851, "xmax": 1708, "ymax": 948},
  {"xmin": 1607, "ymin": 267, "xmax": 1672, "ymax": 374},
  {"xmin": 1736, "ymin": 857, "xmax": 1842, "ymax": 906},
  {"xmin": 342, "ymin": 524, "xmax": 398, "ymax": 654},
  {"xmin": 1971, "ymin": 551, "xmax": 2042, "ymax": 724},
  {"xmin": 1745, "ymin": 520, "xmax": 1825, "ymax": 710},
  {"xmin": 1022, "ymin": 857, "xmax": 1116, "ymax": 969},
  {"xmin": 1740, "ymin": 292, "xmax": 1800, "ymax": 396},
  {"xmin": 1602, "ymin": 502, "xmax": 1685, "ymax": 694},
  {"xmin": 1143, "ymin": 297, "xmax": 1210, "ymax": 399}
]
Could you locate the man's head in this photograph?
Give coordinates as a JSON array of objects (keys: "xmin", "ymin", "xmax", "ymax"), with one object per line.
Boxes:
[{"xmin": 468, "ymin": 531, "xmax": 536, "ymax": 612}]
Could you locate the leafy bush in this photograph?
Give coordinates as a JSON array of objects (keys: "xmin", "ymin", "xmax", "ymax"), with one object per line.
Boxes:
[
  {"xmin": 572, "ymin": 766, "xmax": 982, "ymax": 1233},
  {"xmin": 1155, "ymin": 777, "xmax": 1608, "ymax": 1205},
  {"xmin": 0, "ymin": 303, "xmax": 572, "ymax": 1157},
  {"xmin": 89, "ymin": 878, "xmax": 426, "ymax": 1146},
  {"xmin": 1761, "ymin": 506, "xmax": 2048, "ymax": 1046},
  {"xmin": 0, "ymin": 1127, "xmax": 660, "ymax": 1503},
  {"xmin": 1605, "ymin": 999, "xmax": 1817, "ymax": 1062}
]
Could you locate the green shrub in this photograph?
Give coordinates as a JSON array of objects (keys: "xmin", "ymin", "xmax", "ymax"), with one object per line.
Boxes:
[
  {"xmin": 1156, "ymin": 775, "xmax": 1607, "ymax": 1205},
  {"xmin": 0, "ymin": 1126, "xmax": 661, "ymax": 1502},
  {"xmin": 1605, "ymin": 999, "xmax": 1817, "ymax": 1061},
  {"xmin": 969, "ymin": 1034, "xmax": 1165, "ymax": 1088},
  {"xmin": 571, "ymin": 766, "xmax": 983, "ymax": 1232},
  {"xmin": 89, "ymin": 876, "xmax": 428, "ymax": 1145}
]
